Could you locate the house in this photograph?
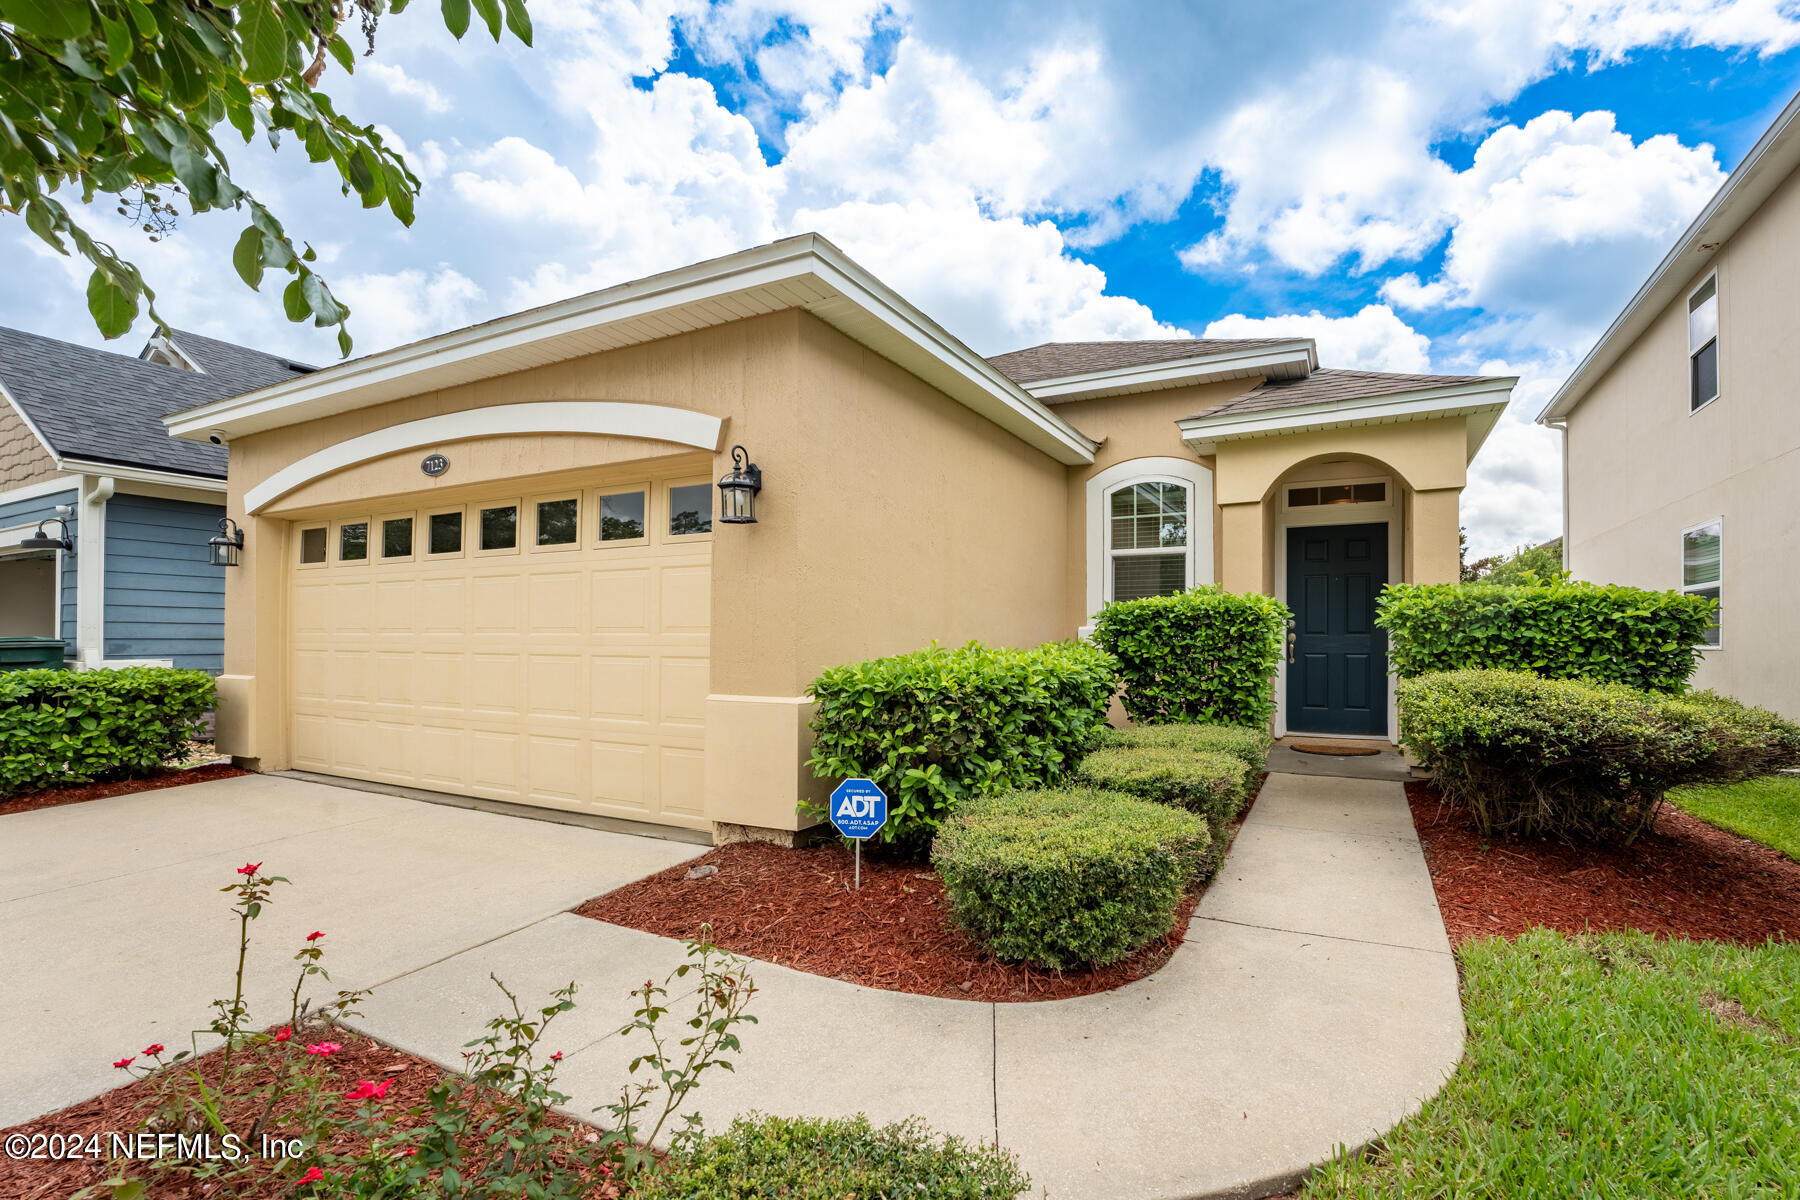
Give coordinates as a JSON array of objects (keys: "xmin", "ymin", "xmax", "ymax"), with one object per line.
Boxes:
[
  {"xmin": 0, "ymin": 326, "xmax": 312, "ymax": 669},
  {"xmin": 1538, "ymin": 89, "xmax": 1800, "ymax": 719},
  {"xmin": 163, "ymin": 234, "xmax": 1514, "ymax": 841}
]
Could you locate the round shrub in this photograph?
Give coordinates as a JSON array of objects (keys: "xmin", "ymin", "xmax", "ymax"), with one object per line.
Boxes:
[
  {"xmin": 1092, "ymin": 721, "xmax": 1272, "ymax": 780},
  {"xmin": 1398, "ymin": 669, "xmax": 1800, "ymax": 843},
  {"xmin": 631, "ymin": 1113, "xmax": 1030, "ymax": 1199},
  {"xmin": 1090, "ymin": 586, "xmax": 1289, "ymax": 725},
  {"xmin": 1075, "ymin": 745, "xmax": 1247, "ymax": 833},
  {"xmin": 931, "ymin": 787, "xmax": 1208, "ymax": 969}
]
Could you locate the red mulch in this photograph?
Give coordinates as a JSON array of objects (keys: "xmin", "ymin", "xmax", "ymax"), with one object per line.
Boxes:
[
  {"xmin": 580, "ymin": 845, "xmax": 1207, "ymax": 1003},
  {"xmin": 0, "ymin": 764, "xmax": 248, "ymax": 817},
  {"xmin": 1408, "ymin": 780, "xmax": 1800, "ymax": 946},
  {"xmin": 0, "ymin": 1032, "xmax": 621, "ymax": 1200}
]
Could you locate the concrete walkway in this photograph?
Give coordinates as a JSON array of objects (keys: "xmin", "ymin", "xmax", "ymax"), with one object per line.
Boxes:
[{"xmin": 347, "ymin": 772, "xmax": 1464, "ymax": 1199}]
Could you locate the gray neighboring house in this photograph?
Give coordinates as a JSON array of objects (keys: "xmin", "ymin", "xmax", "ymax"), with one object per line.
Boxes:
[{"xmin": 0, "ymin": 326, "xmax": 312, "ymax": 670}]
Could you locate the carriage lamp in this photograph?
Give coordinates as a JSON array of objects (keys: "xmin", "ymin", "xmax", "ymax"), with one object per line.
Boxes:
[
  {"xmin": 208, "ymin": 517, "xmax": 246, "ymax": 566},
  {"xmin": 18, "ymin": 517, "xmax": 71, "ymax": 551},
  {"xmin": 717, "ymin": 444, "xmax": 763, "ymax": 524}
]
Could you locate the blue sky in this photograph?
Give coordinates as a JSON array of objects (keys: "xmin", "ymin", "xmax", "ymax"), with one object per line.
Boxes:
[{"xmin": 6, "ymin": 0, "xmax": 1800, "ymax": 556}]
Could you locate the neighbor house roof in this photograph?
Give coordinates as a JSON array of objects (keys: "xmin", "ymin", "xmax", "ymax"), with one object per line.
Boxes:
[
  {"xmin": 0, "ymin": 325, "xmax": 309, "ymax": 480},
  {"xmin": 164, "ymin": 234, "xmax": 1103, "ymax": 467},
  {"xmin": 146, "ymin": 328, "xmax": 315, "ymax": 396},
  {"xmin": 1538, "ymin": 86, "xmax": 1800, "ymax": 423}
]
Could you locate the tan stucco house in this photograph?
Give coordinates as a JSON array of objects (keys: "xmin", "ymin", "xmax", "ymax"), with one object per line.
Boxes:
[
  {"xmin": 164, "ymin": 235, "xmax": 1513, "ymax": 841},
  {"xmin": 1539, "ymin": 90, "xmax": 1800, "ymax": 719}
]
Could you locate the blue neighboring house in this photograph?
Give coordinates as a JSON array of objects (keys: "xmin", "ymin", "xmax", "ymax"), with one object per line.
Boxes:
[{"xmin": 0, "ymin": 326, "xmax": 312, "ymax": 671}]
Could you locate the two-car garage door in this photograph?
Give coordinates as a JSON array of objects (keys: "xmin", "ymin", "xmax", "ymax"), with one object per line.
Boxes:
[{"xmin": 287, "ymin": 468, "xmax": 713, "ymax": 831}]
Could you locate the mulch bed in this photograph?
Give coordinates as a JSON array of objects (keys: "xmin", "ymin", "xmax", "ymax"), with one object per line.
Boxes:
[
  {"xmin": 0, "ymin": 1032, "xmax": 621, "ymax": 1200},
  {"xmin": 1408, "ymin": 780, "xmax": 1800, "ymax": 945},
  {"xmin": 0, "ymin": 764, "xmax": 248, "ymax": 817}
]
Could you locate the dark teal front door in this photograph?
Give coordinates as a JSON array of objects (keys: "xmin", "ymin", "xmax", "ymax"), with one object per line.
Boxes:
[{"xmin": 1286, "ymin": 523, "xmax": 1388, "ymax": 736}]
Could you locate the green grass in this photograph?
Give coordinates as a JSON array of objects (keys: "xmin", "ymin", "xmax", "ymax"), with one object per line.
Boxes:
[
  {"xmin": 1306, "ymin": 930, "xmax": 1800, "ymax": 1199},
  {"xmin": 1670, "ymin": 774, "xmax": 1800, "ymax": 862}
]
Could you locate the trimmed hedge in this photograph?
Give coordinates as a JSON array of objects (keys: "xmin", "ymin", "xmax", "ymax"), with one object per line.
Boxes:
[
  {"xmin": 932, "ymin": 787, "xmax": 1208, "ymax": 969},
  {"xmin": 1091, "ymin": 721, "xmax": 1273, "ymax": 782},
  {"xmin": 632, "ymin": 1114, "xmax": 1030, "ymax": 1199},
  {"xmin": 0, "ymin": 667, "xmax": 215, "ymax": 796},
  {"xmin": 806, "ymin": 640, "xmax": 1116, "ymax": 854},
  {"xmin": 1091, "ymin": 586, "xmax": 1289, "ymax": 725},
  {"xmin": 1075, "ymin": 745, "xmax": 1246, "ymax": 863},
  {"xmin": 1397, "ymin": 669, "xmax": 1800, "ymax": 843},
  {"xmin": 1375, "ymin": 582, "xmax": 1716, "ymax": 693}
]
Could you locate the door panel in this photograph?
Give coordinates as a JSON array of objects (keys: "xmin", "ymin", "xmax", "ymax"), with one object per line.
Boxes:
[
  {"xmin": 287, "ymin": 470, "xmax": 711, "ymax": 830},
  {"xmin": 1286, "ymin": 523, "xmax": 1389, "ymax": 736}
]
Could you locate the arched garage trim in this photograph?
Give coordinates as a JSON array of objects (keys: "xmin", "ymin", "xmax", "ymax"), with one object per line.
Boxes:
[{"xmin": 243, "ymin": 401, "xmax": 725, "ymax": 514}]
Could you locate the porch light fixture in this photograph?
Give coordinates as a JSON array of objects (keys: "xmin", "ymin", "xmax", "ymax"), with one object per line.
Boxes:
[
  {"xmin": 208, "ymin": 517, "xmax": 246, "ymax": 567},
  {"xmin": 18, "ymin": 517, "xmax": 71, "ymax": 551},
  {"xmin": 716, "ymin": 444, "xmax": 762, "ymax": 524}
]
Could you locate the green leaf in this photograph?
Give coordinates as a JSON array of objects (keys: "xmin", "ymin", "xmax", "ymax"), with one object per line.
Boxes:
[
  {"xmin": 502, "ymin": 0, "xmax": 531, "ymax": 44},
  {"xmin": 0, "ymin": 0, "xmax": 93, "ymax": 40},
  {"xmin": 326, "ymin": 32, "xmax": 355, "ymax": 74},
  {"xmin": 383, "ymin": 162, "xmax": 414, "ymax": 225},
  {"xmin": 24, "ymin": 198, "xmax": 65, "ymax": 251},
  {"xmin": 101, "ymin": 15, "xmax": 133, "ymax": 69},
  {"xmin": 471, "ymin": 0, "xmax": 502, "ymax": 39},
  {"xmin": 169, "ymin": 143, "xmax": 218, "ymax": 207},
  {"xmin": 336, "ymin": 326, "xmax": 353, "ymax": 357},
  {"xmin": 281, "ymin": 276, "xmax": 309, "ymax": 322},
  {"xmin": 231, "ymin": 225, "xmax": 265, "ymax": 289},
  {"xmin": 301, "ymin": 273, "xmax": 348, "ymax": 325},
  {"xmin": 87, "ymin": 269, "xmax": 138, "ymax": 339},
  {"xmin": 441, "ymin": 0, "xmax": 470, "ymax": 39},
  {"xmin": 238, "ymin": 0, "xmax": 288, "ymax": 83}
]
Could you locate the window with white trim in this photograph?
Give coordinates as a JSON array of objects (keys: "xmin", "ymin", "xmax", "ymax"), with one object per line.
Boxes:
[
  {"xmin": 1108, "ymin": 481, "xmax": 1188, "ymax": 602},
  {"xmin": 1682, "ymin": 518, "xmax": 1721, "ymax": 647},
  {"xmin": 1689, "ymin": 275, "xmax": 1719, "ymax": 411}
]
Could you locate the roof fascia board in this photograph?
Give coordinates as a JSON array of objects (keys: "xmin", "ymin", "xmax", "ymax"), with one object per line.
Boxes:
[
  {"xmin": 164, "ymin": 235, "xmax": 1098, "ymax": 466},
  {"xmin": 0, "ymin": 475, "xmax": 81, "ymax": 508},
  {"xmin": 1538, "ymin": 87, "xmax": 1800, "ymax": 423},
  {"xmin": 1021, "ymin": 342, "xmax": 1318, "ymax": 401},
  {"xmin": 54, "ymin": 457, "xmax": 227, "ymax": 492},
  {"xmin": 1178, "ymin": 380, "xmax": 1516, "ymax": 448}
]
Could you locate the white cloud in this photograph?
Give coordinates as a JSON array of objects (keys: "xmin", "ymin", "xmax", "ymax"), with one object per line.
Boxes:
[
  {"xmin": 334, "ymin": 267, "xmax": 486, "ymax": 350},
  {"xmin": 362, "ymin": 61, "xmax": 452, "ymax": 114},
  {"xmin": 1203, "ymin": 304, "xmax": 1433, "ymax": 374}
]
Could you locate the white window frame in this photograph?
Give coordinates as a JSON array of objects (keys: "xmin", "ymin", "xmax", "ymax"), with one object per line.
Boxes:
[
  {"xmin": 1688, "ymin": 271, "xmax": 1720, "ymax": 415},
  {"xmin": 1680, "ymin": 516, "xmax": 1722, "ymax": 650},
  {"xmin": 1083, "ymin": 457, "xmax": 1214, "ymax": 629}
]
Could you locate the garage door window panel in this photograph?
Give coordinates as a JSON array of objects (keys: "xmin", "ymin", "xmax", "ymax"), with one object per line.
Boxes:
[
  {"xmin": 337, "ymin": 520, "xmax": 371, "ymax": 563},
  {"xmin": 475, "ymin": 502, "xmax": 520, "ymax": 557},
  {"xmin": 298, "ymin": 526, "xmax": 328, "ymax": 568},
  {"xmin": 380, "ymin": 514, "xmax": 415, "ymax": 561},
  {"xmin": 667, "ymin": 480, "xmax": 714, "ymax": 540},
  {"xmin": 533, "ymin": 495, "xmax": 580, "ymax": 552},
  {"xmin": 597, "ymin": 486, "xmax": 648, "ymax": 545},
  {"xmin": 427, "ymin": 510, "xmax": 465, "ymax": 558}
]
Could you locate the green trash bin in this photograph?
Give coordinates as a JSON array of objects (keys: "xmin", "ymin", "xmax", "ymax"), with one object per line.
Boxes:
[{"xmin": 0, "ymin": 637, "xmax": 68, "ymax": 672}]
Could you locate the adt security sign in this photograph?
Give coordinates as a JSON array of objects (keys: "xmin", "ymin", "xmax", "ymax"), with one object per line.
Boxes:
[{"xmin": 829, "ymin": 778, "xmax": 887, "ymax": 889}]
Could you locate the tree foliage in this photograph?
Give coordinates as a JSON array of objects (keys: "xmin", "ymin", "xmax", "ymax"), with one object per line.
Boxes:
[
  {"xmin": 1463, "ymin": 536, "xmax": 1568, "ymax": 586},
  {"xmin": 0, "ymin": 0, "xmax": 531, "ymax": 353}
]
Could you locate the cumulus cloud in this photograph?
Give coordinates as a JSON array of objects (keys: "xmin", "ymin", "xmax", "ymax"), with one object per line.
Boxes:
[
  {"xmin": 362, "ymin": 61, "xmax": 452, "ymax": 114},
  {"xmin": 1203, "ymin": 304, "xmax": 1433, "ymax": 374},
  {"xmin": 334, "ymin": 267, "xmax": 486, "ymax": 350}
]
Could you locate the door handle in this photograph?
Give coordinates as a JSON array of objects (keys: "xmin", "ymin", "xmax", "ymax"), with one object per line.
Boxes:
[{"xmin": 1286, "ymin": 628, "xmax": 1297, "ymax": 664}]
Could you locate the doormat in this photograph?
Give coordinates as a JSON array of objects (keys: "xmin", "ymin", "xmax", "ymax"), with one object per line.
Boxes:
[{"xmin": 1288, "ymin": 740, "xmax": 1383, "ymax": 757}]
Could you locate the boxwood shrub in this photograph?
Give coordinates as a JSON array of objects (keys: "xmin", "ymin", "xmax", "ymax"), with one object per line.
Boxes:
[
  {"xmin": 1375, "ymin": 582, "xmax": 1716, "ymax": 692},
  {"xmin": 0, "ymin": 667, "xmax": 215, "ymax": 796},
  {"xmin": 932, "ymin": 787, "xmax": 1208, "ymax": 969},
  {"xmin": 806, "ymin": 640, "xmax": 1117, "ymax": 854},
  {"xmin": 1090, "ymin": 586, "xmax": 1289, "ymax": 725},
  {"xmin": 1074, "ymin": 745, "xmax": 1246, "ymax": 868},
  {"xmin": 632, "ymin": 1114, "xmax": 1030, "ymax": 1199},
  {"xmin": 1397, "ymin": 669, "xmax": 1800, "ymax": 843},
  {"xmin": 1091, "ymin": 721, "xmax": 1273, "ymax": 783}
]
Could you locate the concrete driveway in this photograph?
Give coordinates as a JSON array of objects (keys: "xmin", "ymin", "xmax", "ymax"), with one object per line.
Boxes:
[{"xmin": 0, "ymin": 773, "xmax": 703, "ymax": 1127}]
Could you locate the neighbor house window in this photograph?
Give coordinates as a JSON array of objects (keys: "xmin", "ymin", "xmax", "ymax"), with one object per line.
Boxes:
[
  {"xmin": 1689, "ymin": 275, "xmax": 1719, "ymax": 411},
  {"xmin": 668, "ymin": 484, "xmax": 712, "ymax": 536},
  {"xmin": 1682, "ymin": 518, "xmax": 1722, "ymax": 647},
  {"xmin": 600, "ymin": 490, "xmax": 646, "ymax": 541},
  {"xmin": 1108, "ymin": 482, "xmax": 1188, "ymax": 602}
]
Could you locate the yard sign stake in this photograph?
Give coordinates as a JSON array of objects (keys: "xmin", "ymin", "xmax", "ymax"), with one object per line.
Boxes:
[{"xmin": 828, "ymin": 778, "xmax": 888, "ymax": 889}]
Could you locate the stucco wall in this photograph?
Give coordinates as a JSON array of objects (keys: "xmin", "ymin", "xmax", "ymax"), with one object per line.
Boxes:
[
  {"xmin": 0, "ymin": 398, "xmax": 59, "ymax": 491},
  {"xmin": 1564, "ymin": 159, "xmax": 1800, "ymax": 716}
]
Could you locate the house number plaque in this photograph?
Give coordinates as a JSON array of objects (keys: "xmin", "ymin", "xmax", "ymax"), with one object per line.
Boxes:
[{"xmin": 421, "ymin": 453, "xmax": 450, "ymax": 477}]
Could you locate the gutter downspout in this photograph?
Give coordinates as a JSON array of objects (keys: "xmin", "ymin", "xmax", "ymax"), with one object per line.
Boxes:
[
  {"xmin": 75, "ymin": 474, "xmax": 114, "ymax": 669},
  {"xmin": 1544, "ymin": 418, "xmax": 1570, "ymax": 573}
]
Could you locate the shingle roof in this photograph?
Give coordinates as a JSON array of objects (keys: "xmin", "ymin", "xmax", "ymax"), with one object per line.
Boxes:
[
  {"xmin": 0, "ymin": 326, "xmax": 310, "ymax": 479},
  {"xmin": 986, "ymin": 339, "xmax": 1301, "ymax": 384},
  {"xmin": 1198, "ymin": 368, "xmax": 1498, "ymax": 419}
]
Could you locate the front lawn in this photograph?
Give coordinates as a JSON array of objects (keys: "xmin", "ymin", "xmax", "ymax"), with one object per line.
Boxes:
[
  {"xmin": 1670, "ymin": 774, "xmax": 1800, "ymax": 862},
  {"xmin": 1307, "ymin": 930, "xmax": 1800, "ymax": 1198}
]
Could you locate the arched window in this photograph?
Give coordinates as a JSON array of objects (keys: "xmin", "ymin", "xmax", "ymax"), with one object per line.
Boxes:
[
  {"xmin": 1083, "ymin": 457, "xmax": 1213, "ymax": 625},
  {"xmin": 1107, "ymin": 480, "xmax": 1190, "ymax": 602}
]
